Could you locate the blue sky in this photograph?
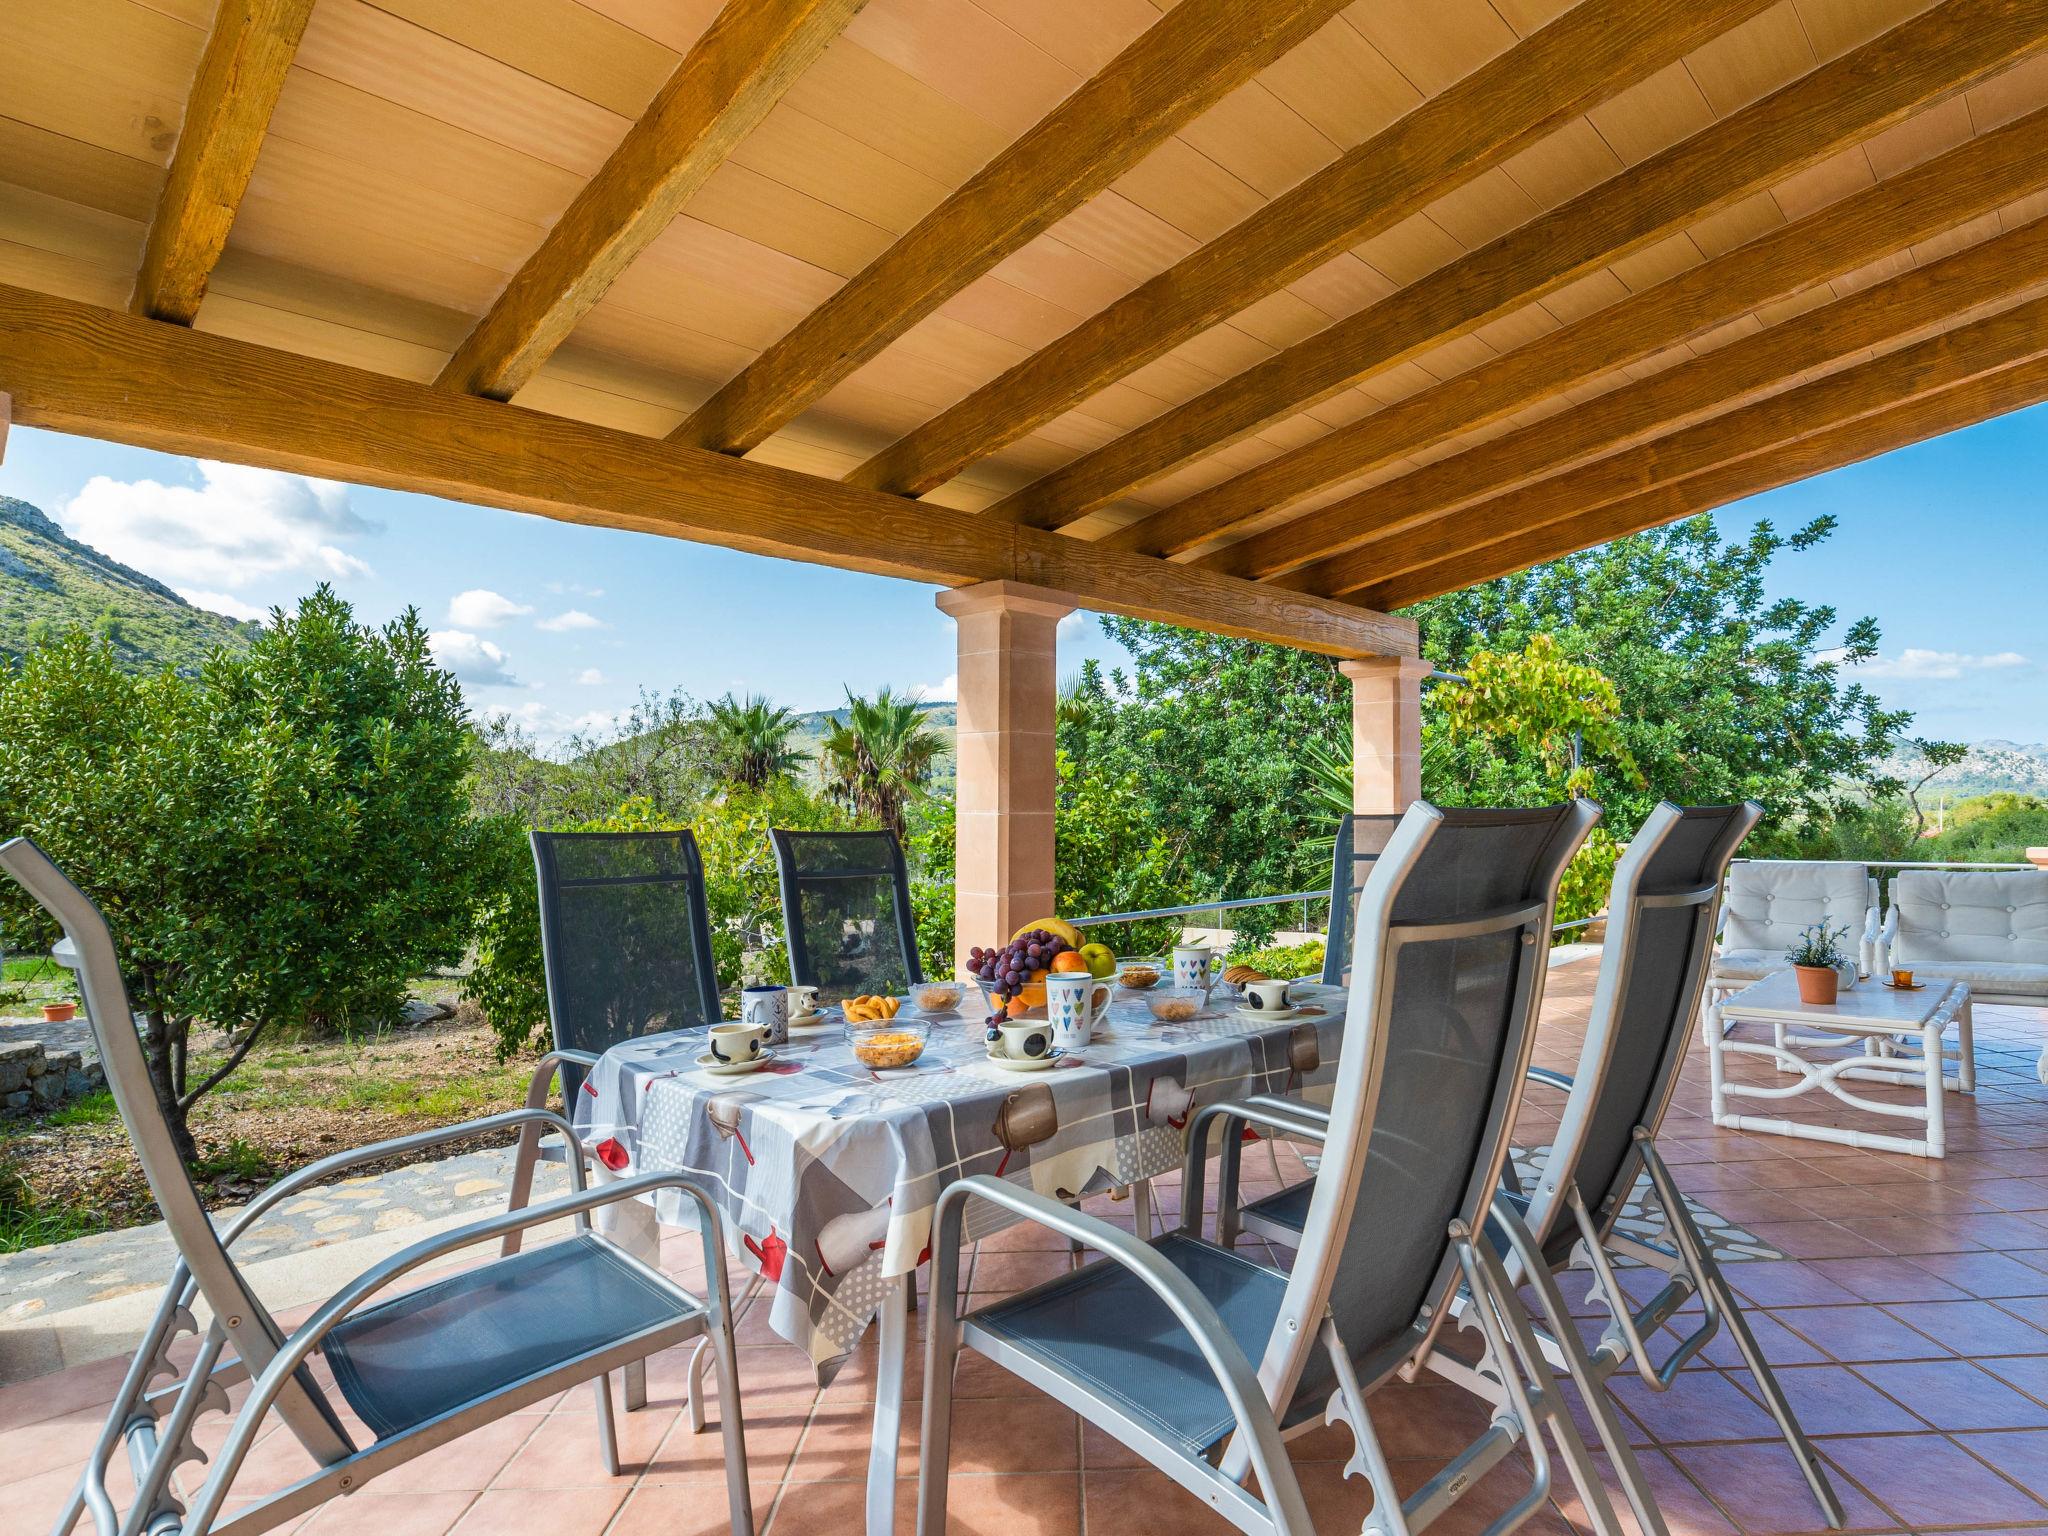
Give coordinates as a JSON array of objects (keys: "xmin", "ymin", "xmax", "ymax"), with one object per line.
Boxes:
[{"xmin": 2, "ymin": 406, "xmax": 2043, "ymax": 746}]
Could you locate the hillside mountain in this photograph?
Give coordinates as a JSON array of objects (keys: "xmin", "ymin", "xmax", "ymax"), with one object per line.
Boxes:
[
  {"xmin": 0, "ymin": 496, "xmax": 257, "ymax": 674},
  {"xmin": 1878, "ymin": 738, "xmax": 2048, "ymax": 800},
  {"xmin": 789, "ymin": 700, "xmax": 957, "ymax": 792}
]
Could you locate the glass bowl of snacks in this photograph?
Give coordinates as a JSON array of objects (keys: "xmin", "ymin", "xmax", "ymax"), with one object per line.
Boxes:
[
  {"xmin": 1116, "ymin": 959, "xmax": 1164, "ymax": 990},
  {"xmin": 847, "ymin": 1018, "xmax": 931, "ymax": 1069},
  {"xmin": 1147, "ymin": 989, "xmax": 1205, "ymax": 1025},
  {"xmin": 911, "ymin": 981, "xmax": 964, "ymax": 1015}
]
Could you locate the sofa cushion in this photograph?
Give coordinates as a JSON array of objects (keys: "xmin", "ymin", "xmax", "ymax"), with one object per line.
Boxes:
[
  {"xmin": 1721, "ymin": 862, "xmax": 1872, "ymax": 955},
  {"xmin": 1710, "ymin": 949, "xmax": 1785, "ymax": 983},
  {"xmin": 1892, "ymin": 870, "xmax": 2048, "ymax": 969},
  {"xmin": 1890, "ymin": 961, "xmax": 2048, "ymax": 1000}
]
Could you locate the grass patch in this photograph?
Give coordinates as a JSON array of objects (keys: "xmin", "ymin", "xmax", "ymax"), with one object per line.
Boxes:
[
  {"xmin": 0, "ymin": 1168, "xmax": 111, "ymax": 1252},
  {"xmin": 45, "ymin": 1091, "xmax": 118, "ymax": 1129}
]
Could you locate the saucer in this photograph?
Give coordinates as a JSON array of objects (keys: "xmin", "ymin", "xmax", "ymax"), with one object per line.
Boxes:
[
  {"xmin": 1880, "ymin": 981, "xmax": 1927, "ymax": 992},
  {"xmin": 985, "ymin": 1049, "xmax": 1058, "ymax": 1072},
  {"xmin": 1234, "ymin": 1005, "xmax": 1308, "ymax": 1021},
  {"xmin": 698, "ymin": 1048, "xmax": 776, "ymax": 1075},
  {"xmin": 786, "ymin": 1012, "xmax": 835, "ymax": 1033}
]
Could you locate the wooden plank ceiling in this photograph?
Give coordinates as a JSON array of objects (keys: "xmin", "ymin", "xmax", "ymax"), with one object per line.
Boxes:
[{"xmin": 3, "ymin": 0, "xmax": 2048, "ymax": 648}]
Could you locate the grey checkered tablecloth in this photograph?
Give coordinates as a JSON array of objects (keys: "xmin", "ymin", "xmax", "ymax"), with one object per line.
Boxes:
[{"xmin": 575, "ymin": 984, "xmax": 1349, "ymax": 1369}]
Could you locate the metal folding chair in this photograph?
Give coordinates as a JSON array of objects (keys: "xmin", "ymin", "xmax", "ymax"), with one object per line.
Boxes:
[
  {"xmin": 770, "ymin": 827, "xmax": 924, "ymax": 1003},
  {"xmin": 919, "ymin": 802, "xmax": 1638, "ymax": 1536},
  {"xmin": 2, "ymin": 837, "xmax": 752, "ymax": 1536},
  {"xmin": 1320, "ymin": 812, "xmax": 1405, "ymax": 986}
]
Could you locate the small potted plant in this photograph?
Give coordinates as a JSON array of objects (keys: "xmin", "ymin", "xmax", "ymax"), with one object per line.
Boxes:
[{"xmin": 1786, "ymin": 922, "xmax": 1851, "ymax": 1005}]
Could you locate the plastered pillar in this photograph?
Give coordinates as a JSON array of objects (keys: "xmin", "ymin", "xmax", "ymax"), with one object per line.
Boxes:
[{"xmin": 1339, "ymin": 656, "xmax": 1434, "ymax": 814}]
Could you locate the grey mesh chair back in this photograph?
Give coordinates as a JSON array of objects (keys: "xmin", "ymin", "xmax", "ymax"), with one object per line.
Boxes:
[
  {"xmin": 771, "ymin": 828, "xmax": 923, "ymax": 1002},
  {"xmin": 1319, "ymin": 812, "xmax": 1405, "ymax": 985},
  {"xmin": 1260, "ymin": 801, "xmax": 1597, "ymax": 1407},
  {"xmin": 0, "ymin": 838, "xmax": 355, "ymax": 1465},
  {"xmin": 532, "ymin": 829, "xmax": 724, "ymax": 1089},
  {"xmin": 1523, "ymin": 802, "xmax": 1760, "ymax": 1263}
]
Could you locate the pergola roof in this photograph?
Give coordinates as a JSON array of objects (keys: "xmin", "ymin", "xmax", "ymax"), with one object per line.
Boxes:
[{"xmin": 4, "ymin": 0, "xmax": 2047, "ymax": 657}]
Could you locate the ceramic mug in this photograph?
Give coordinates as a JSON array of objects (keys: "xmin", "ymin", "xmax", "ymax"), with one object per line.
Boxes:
[
  {"xmin": 741, "ymin": 984, "xmax": 789, "ymax": 1045},
  {"xmin": 1242, "ymin": 977, "xmax": 1293, "ymax": 1014},
  {"xmin": 993, "ymin": 1020, "xmax": 1057, "ymax": 1061},
  {"xmin": 708, "ymin": 1021, "xmax": 768, "ymax": 1064},
  {"xmin": 1171, "ymin": 944, "xmax": 1214, "ymax": 993},
  {"xmin": 787, "ymin": 984, "xmax": 821, "ymax": 1020},
  {"xmin": 1045, "ymin": 971, "xmax": 1111, "ymax": 1052}
]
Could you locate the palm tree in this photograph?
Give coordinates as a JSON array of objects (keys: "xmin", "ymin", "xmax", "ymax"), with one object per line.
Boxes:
[
  {"xmin": 705, "ymin": 692, "xmax": 805, "ymax": 791},
  {"xmin": 820, "ymin": 687, "xmax": 943, "ymax": 840}
]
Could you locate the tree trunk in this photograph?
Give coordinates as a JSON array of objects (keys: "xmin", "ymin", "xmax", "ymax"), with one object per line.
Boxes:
[{"xmin": 140, "ymin": 1005, "xmax": 200, "ymax": 1165}]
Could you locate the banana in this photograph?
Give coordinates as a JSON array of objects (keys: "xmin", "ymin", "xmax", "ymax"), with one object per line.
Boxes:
[{"xmin": 1009, "ymin": 916, "xmax": 1085, "ymax": 950}]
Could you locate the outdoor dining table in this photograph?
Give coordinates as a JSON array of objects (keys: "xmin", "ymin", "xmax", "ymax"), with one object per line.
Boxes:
[{"xmin": 574, "ymin": 980, "xmax": 1352, "ymax": 1536}]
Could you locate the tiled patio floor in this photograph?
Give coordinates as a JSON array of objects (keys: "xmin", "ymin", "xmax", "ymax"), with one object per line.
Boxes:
[{"xmin": 7, "ymin": 960, "xmax": 2048, "ymax": 1536}]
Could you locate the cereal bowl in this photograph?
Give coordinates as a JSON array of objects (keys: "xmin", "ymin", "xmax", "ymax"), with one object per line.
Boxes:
[
  {"xmin": 1147, "ymin": 989, "xmax": 1205, "ymax": 1024},
  {"xmin": 1116, "ymin": 960, "xmax": 1164, "ymax": 990},
  {"xmin": 911, "ymin": 981, "xmax": 964, "ymax": 1015},
  {"xmin": 847, "ymin": 1019, "xmax": 931, "ymax": 1069}
]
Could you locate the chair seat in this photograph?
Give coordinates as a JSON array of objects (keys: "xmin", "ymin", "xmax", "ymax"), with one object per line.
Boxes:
[
  {"xmin": 324, "ymin": 1234, "xmax": 697, "ymax": 1439},
  {"xmin": 967, "ymin": 1232, "xmax": 1297, "ymax": 1456},
  {"xmin": 1887, "ymin": 959, "xmax": 2048, "ymax": 999},
  {"xmin": 1239, "ymin": 1180, "xmax": 1314, "ymax": 1239}
]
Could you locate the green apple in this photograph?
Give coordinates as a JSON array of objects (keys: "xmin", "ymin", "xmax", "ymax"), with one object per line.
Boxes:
[{"xmin": 1078, "ymin": 941, "xmax": 1116, "ymax": 980}]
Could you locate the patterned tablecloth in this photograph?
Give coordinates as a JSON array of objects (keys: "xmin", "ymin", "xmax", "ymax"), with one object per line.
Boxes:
[{"xmin": 575, "ymin": 983, "xmax": 1351, "ymax": 1369}]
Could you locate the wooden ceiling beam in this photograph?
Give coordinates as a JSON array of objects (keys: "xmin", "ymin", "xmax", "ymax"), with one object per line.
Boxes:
[
  {"xmin": 130, "ymin": 0, "xmax": 315, "ymax": 324},
  {"xmin": 846, "ymin": 0, "xmax": 1774, "ymax": 500},
  {"xmin": 0, "ymin": 283, "xmax": 1413, "ymax": 660},
  {"xmin": 1218, "ymin": 210, "xmax": 2048, "ymax": 582},
  {"xmin": 1347, "ymin": 351, "xmax": 2048, "ymax": 609},
  {"xmin": 989, "ymin": 0, "xmax": 2048, "ymax": 533},
  {"xmin": 435, "ymin": 0, "xmax": 865, "ymax": 402},
  {"xmin": 1121, "ymin": 105, "xmax": 2048, "ymax": 563},
  {"xmin": 1298, "ymin": 289, "xmax": 2048, "ymax": 599},
  {"xmin": 674, "ymin": 0, "xmax": 1355, "ymax": 459}
]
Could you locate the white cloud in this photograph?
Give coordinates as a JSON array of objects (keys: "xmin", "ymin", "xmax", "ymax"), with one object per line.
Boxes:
[
  {"xmin": 1855, "ymin": 648, "xmax": 2030, "ymax": 681},
  {"xmin": 545, "ymin": 582, "xmax": 606, "ymax": 598},
  {"xmin": 60, "ymin": 460, "xmax": 375, "ymax": 592},
  {"xmin": 179, "ymin": 589, "xmax": 269, "ymax": 623},
  {"xmin": 916, "ymin": 673, "xmax": 958, "ymax": 702},
  {"xmin": 537, "ymin": 609, "xmax": 606, "ymax": 632},
  {"xmin": 429, "ymin": 630, "xmax": 517, "ymax": 688},
  {"xmin": 576, "ymin": 668, "xmax": 605, "ymax": 685},
  {"xmin": 1057, "ymin": 611, "xmax": 1090, "ymax": 641},
  {"xmin": 446, "ymin": 589, "xmax": 531, "ymax": 628}
]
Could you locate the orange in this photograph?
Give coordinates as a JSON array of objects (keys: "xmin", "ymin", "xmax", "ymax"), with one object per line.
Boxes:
[
  {"xmin": 1005, "ymin": 996, "xmax": 1032, "ymax": 1018},
  {"xmin": 1049, "ymin": 952, "xmax": 1088, "ymax": 974}
]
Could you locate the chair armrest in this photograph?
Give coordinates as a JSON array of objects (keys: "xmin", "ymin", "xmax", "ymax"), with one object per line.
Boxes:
[
  {"xmin": 220, "ymin": 1107, "xmax": 584, "ymax": 1248},
  {"xmin": 1238, "ymin": 1091, "xmax": 1331, "ymax": 1127},
  {"xmin": 1179, "ymin": 1098, "xmax": 1328, "ymax": 1237},
  {"xmin": 520, "ymin": 1049, "xmax": 601, "ymax": 1112},
  {"xmin": 1525, "ymin": 1066, "xmax": 1574, "ymax": 1094},
  {"xmin": 928, "ymin": 1175, "xmax": 1299, "ymax": 1506}
]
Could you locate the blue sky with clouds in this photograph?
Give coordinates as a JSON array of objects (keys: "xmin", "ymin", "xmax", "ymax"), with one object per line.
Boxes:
[{"xmin": 3, "ymin": 405, "xmax": 2043, "ymax": 746}]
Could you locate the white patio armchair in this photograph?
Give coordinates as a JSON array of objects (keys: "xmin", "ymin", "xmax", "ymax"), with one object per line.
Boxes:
[{"xmin": 1705, "ymin": 860, "xmax": 1881, "ymax": 1033}]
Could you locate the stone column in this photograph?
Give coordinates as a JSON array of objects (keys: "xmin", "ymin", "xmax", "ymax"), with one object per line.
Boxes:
[
  {"xmin": 1339, "ymin": 656, "xmax": 1434, "ymax": 814},
  {"xmin": 934, "ymin": 581, "xmax": 1075, "ymax": 973}
]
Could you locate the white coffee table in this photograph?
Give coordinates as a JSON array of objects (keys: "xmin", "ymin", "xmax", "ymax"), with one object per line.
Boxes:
[{"xmin": 1710, "ymin": 970, "xmax": 1974, "ymax": 1158}]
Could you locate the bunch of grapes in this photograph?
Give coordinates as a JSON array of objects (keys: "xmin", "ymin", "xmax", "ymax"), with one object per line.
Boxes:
[{"xmin": 966, "ymin": 929, "xmax": 1071, "ymax": 1031}]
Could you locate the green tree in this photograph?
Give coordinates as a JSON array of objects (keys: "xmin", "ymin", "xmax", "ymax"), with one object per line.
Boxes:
[
  {"xmin": 820, "ymin": 687, "xmax": 943, "ymax": 841},
  {"xmin": 704, "ymin": 692, "xmax": 805, "ymax": 790},
  {"xmin": 0, "ymin": 590, "xmax": 489, "ymax": 1160},
  {"xmin": 1899, "ymin": 737, "xmax": 1969, "ymax": 839}
]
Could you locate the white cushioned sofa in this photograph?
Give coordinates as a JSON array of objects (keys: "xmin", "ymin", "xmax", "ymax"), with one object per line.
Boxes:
[
  {"xmin": 1880, "ymin": 868, "xmax": 2048, "ymax": 1004},
  {"xmin": 1707, "ymin": 860, "xmax": 1881, "ymax": 1030}
]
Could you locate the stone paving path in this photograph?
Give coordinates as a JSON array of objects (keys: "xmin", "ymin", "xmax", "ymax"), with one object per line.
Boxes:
[
  {"xmin": 0, "ymin": 1016, "xmax": 96, "ymax": 1061},
  {"xmin": 0, "ymin": 1144, "xmax": 570, "ymax": 1324}
]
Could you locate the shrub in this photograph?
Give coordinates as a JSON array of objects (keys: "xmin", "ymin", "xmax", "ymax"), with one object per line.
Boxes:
[
  {"xmin": 1228, "ymin": 938, "xmax": 1326, "ymax": 978},
  {"xmin": 0, "ymin": 590, "xmax": 488, "ymax": 1161}
]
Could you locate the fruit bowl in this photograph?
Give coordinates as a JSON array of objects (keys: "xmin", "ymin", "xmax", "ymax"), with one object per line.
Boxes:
[{"xmin": 847, "ymin": 1019, "xmax": 931, "ymax": 1069}]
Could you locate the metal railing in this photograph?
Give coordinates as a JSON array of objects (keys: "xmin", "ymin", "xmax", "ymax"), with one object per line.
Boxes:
[{"xmin": 1072, "ymin": 888, "xmax": 1605, "ymax": 944}]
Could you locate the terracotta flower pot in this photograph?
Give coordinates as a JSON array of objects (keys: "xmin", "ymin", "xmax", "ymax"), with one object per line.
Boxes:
[
  {"xmin": 41, "ymin": 1001, "xmax": 77, "ymax": 1023},
  {"xmin": 1793, "ymin": 964, "xmax": 1839, "ymax": 1006}
]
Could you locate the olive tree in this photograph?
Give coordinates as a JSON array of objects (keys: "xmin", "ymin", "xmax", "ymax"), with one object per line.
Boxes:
[{"xmin": 0, "ymin": 589, "xmax": 491, "ymax": 1161}]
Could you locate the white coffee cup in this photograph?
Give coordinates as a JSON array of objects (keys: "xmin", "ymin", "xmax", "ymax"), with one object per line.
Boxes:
[
  {"xmin": 993, "ymin": 1020, "xmax": 1057, "ymax": 1061},
  {"xmin": 1242, "ymin": 978, "xmax": 1293, "ymax": 1014},
  {"xmin": 787, "ymin": 984, "xmax": 821, "ymax": 1019},
  {"xmin": 742, "ymin": 984, "xmax": 789, "ymax": 1045},
  {"xmin": 708, "ymin": 1021, "xmax": 768, "ymax": 1065},
  {"xmin": 1045, "ymin": 971, "xmax": 1111, "ymax": 1052},
  {"xmin": 1172, "ymin": 945, "xmax": 1214, "ymax": 992}
]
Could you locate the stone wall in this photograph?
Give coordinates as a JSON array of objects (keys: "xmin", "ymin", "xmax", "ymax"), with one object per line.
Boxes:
[{"xmin": 0, "ymin": 1039, "xmax": 104, "ymax": 1114}]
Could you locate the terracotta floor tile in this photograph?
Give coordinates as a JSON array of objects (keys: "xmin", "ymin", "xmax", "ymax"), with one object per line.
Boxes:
[
  {"xmin": 1549, "ymin": 1449, "xmax": 1741, "ymax": 1536},
  {"xmin": 1802, "ymin": 1257, "xmax": 1970, "ymax": 1304},
  {"xmin": 451, "ymin": 1486, "xmax": 625, "ymax": 1536},
  {"xmin": 1609, "ymin": 1369, "xmax": 1784, "ymax": 1446},
  {"xmin": 1983, "ymin": 1355, "xmax": 2048, "ymax": 1405},
  {"xmin": 298, "ymin": 1490, "xmax": 476, "ymax": 1536},
  {"xmin": 938, "ymin": 1396, "xmax": 1080, "ymax": 1476},
  {"xmin": 765, "ymin": 1476, "xmax": 909, "ymax": 1536},
  {"xmin": 1668, "ymin": 1442, "xmax": 1891, "ymax": 1534},
  {"xmin": 1955, "ymin": 1429, "xmax": 2048, "ymax": 1503},
  {"xmin": 1082, "ymin": 1466, "xmax": 1230, "ymax": 1536},
  {"xmin": 1823, "ymin": 1433, "xmax": 2048, "ymax": 1527},
  {"xmin": 1887, "ymin": 1298, "xmax": 2048, "ymax": 1356},
  {"xmin": 1723, "ymin": 1262, "xmax": 1861, "ymax": 1308},
  {"xmin": 1730, "ymin": 1364, "xmax": 1920, "ymax": 1436},
  {"xmin": 608, "ymin": 1479, "xmax": 776, "ymax": 1536},
  {"xmin": 928, "ymin": 1471, "xmax": 1081, "ymax": 1536},
  {"xmin": 1771, "ymin": 1305, "xmax": 1951, "ymax": 1363},
  {"xmin": 1855, "ymin": 1359, "xmax": 2048, "ymax": 1431},
  {"xmin": 1694, "ymin": 1309, "xmax": 1829, "ymax": 1370},
  {"xmin": 1911, "ymin": 1250, "xmax": 2048, "ymax": 1298},
  {"xmin": 363, "ymin": 1415, "xmax": 538, "ymax": 1494}
]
